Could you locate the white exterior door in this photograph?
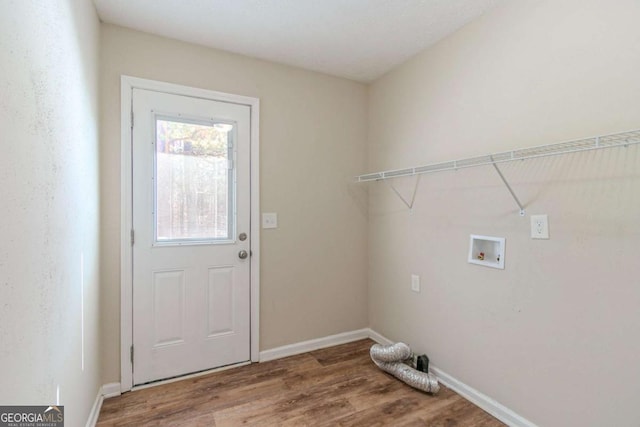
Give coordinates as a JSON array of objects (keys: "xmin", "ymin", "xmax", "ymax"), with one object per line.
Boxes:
[{"xmin": 131, "ymin": 88, "xmax": 251, "ymax": 385}]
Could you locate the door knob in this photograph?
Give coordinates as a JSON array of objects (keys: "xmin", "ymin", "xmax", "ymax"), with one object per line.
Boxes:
[{"xmin": 238, "ymin": 250, "xmax": 248, "ymax": 259}]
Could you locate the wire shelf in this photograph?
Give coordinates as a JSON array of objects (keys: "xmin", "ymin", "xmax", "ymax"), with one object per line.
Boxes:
[{"xmin": 356, "ymin": 129, "xmax": 640, "ymax": 182}]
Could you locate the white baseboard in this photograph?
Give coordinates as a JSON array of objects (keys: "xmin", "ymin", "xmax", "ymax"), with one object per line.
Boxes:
[
  {"xmin": 102, "ymin": 382, "xmax": 121, "ymax": 399},
  {"xmin": 259, "ymin": 328, "xmax": 371, "ymax": 362},
  {"xmin": 367, "ymin": 328, "xmax": 393, "ymax": 345},
  {"xmin": 367, "ymin": 329, "xmax": 536, "ymax": 427},
  {"xmin": 431, "ymin": 367, "xmax": 537, "ymax": 427},
  {"xmin": 85, "ymin": 387, "xmax": 104, "ymax": 427},
  {"xmin": 85, "ymin": 383, "xmax": 122, "ymax": 427}
]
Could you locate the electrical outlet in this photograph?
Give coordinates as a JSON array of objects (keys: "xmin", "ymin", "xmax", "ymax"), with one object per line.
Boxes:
[
  {"xmin": 411, "ymin": 274, "xmax": 420, "ymax": 293},
  {"xmin": 530, "ymin": 214, "xmax": 549, "ymax": 239}
]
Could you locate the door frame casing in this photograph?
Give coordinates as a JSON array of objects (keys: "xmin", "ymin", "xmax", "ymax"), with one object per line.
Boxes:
[{"xmin": 120, "ymin": 76, "xmax": 260, "ymax": 392}]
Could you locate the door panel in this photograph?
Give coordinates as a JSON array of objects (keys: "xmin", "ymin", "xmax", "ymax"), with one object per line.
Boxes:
[
  {"xmin": 207, "ymin": 267, "xmax": 235, "ymax": 336},
  {"xmin": 152, "ymin": 270, "xmax": 185, "ymax": 346},
  {"xmin": 132, "ymin": 88, "xmax": 251, "ymax": 385}
]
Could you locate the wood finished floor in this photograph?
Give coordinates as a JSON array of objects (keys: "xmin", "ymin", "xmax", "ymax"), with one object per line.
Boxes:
[{"xmin": 98, "ymin": 339, "xmax": 505, "ymax": 426}]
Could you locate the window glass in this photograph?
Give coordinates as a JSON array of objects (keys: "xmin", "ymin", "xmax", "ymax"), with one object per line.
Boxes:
[{"xmin": 155, "ymin": 117, "xmax": 234, "ymax": 243}]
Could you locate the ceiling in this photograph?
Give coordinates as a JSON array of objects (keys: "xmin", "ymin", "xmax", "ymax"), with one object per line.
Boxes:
[{"xmin": 93, "ymin": 0, "xmax": 501, "ymax": 82}]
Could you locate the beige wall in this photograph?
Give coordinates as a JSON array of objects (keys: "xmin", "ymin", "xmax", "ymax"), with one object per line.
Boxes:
[
  {"xmin": 100, "ymin": 25, "xmax": 369, "ymax": 383},
  {"xmin": 0, "ymin": 0, "xmax": 102, "ymax": 425},
  {"xmin": 367, "ymin": 1, "xmax": 640, "ymax": 426}
]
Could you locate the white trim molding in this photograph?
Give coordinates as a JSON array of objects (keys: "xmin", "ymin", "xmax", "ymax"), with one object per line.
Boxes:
[
  {"xmin": 367, "ymin": 329, "xmax": 537, "ymax": 427},
  {"xmin": 430, "ymin": 368, "xmax": 537, "ymax": 427},
  {"xmin": 367, "ymin": 329, "xmax": 393, "ymax": 346},
  {"xmin": 102, "ymin": 382, "xmax": 122, "ymax": 399},
  {"xmin": 259, "ymin": 329, "xmax": 371, "ymax": 362},
  {"xmin": 85, "ymin": 387, "xmax": 103, "ymax": 427},
  {"xmin": 85, "ymin": 383, "xmax": 122, "ymax": 427},
  {"xmin": 120, "ymin": 76, "xmax": 260, "ymax": 392}
]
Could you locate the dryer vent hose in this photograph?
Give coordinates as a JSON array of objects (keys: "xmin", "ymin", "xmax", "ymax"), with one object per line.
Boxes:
[{"xmin": 370, "ymin": 342, "xmax": 440, "ymax": 394}]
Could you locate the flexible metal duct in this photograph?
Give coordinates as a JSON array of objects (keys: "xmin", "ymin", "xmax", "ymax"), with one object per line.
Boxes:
[{"xmin": 370, "ymin": 342, "xmax": 440, "ymax": 394}]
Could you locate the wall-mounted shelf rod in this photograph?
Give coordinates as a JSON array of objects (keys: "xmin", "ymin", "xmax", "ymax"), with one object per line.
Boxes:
[{"xmin": 355, "ymin": 129, "xmax": 640, "ymax": 183}]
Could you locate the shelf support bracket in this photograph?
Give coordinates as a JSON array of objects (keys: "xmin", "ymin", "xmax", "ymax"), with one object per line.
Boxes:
[
  {"xmin": 489, "ymin": 156, "xmax": 525, "ymax": 216},
  {"xmin": 384, "ymin": 174, "xmax": 421, "ymax": 211}
]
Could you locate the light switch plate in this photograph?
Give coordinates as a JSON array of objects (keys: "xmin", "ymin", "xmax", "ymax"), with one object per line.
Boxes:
[
  {"xmin": 411, "ymin": 274, "xmax": 420, "ymax": 293},
  {"xmin": 531, "ymin": 214, "xmax": 549, "ymax": 239},
  {"xmin": 262, "ymin": 212, "xmax": 278, "ymax": 229}
]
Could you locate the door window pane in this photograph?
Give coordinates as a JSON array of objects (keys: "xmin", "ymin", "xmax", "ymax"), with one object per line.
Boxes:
[{"xmin": 155, "ymin": 116, "xmax": 234, "ymax": 242}]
